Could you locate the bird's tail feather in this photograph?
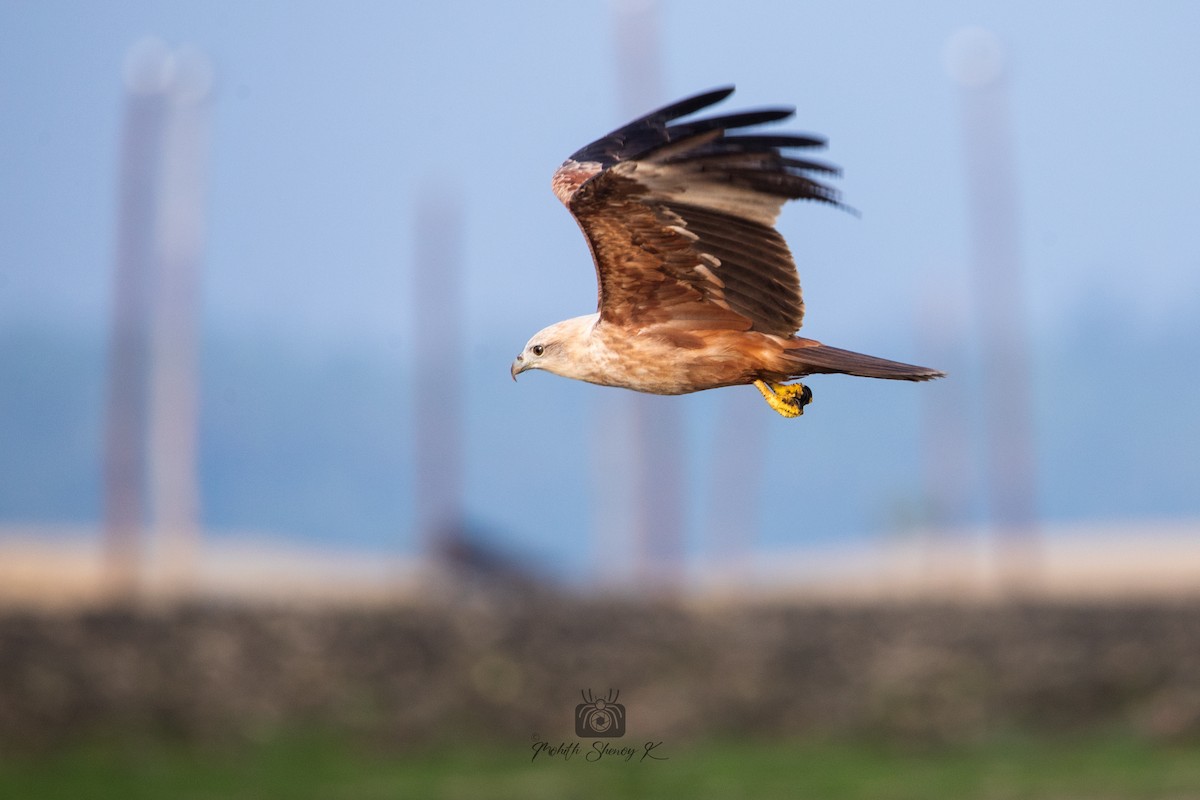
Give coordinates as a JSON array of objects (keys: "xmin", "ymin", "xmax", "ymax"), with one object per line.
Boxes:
[{"xmin": 787, "ymin": 344, "xmax": 944, "ymax": 381}]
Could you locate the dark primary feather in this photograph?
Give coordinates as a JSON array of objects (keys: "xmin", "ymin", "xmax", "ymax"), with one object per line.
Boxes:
[
  {"xmin": 565, "ymin": 88, "xmax": 836, "ymax": 188},
  {"xmin": 718, "ymin": 134, "xmax": 829, "ymax": 152},
  {"xmin": 560, "ymin": 86, "xmax": 844, "ymax": 336},
  {"xmin": 565, "ymin": 86, "xmax": 739, "ymax": 166}
]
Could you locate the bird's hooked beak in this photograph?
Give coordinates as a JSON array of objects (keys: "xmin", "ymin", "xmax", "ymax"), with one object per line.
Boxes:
[{"xmin": 510, "ymin": 354, "xmax": 526, "ymax": 381}]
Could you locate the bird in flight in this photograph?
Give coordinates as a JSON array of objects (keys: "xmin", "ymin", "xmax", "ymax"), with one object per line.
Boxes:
[{"xmin": 510, "ymin": 86, "xmax": 943, "ymax": 417}]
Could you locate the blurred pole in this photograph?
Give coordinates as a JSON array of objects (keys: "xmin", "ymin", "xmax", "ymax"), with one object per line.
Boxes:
[
  {"xmin": 916, "ymin": 285, "xmax": 974, "ymax": 593},
  {"xmin": 609, "ymin": 0, "xmax": 686, "ymax": 593},
  {"xmin": 147, "ymin": 48, "xmax": 214, "ymax": 598},
  {"xmin": 102, "ymin": 39, "xmax": 172, "ymax": 602},
  {"xmin": 705, "ymin": 391, "xmax": 764, "ymax": 592},
  {"xmin": 590, "ymin": 399, "xmax": 636, "ymax": 588},
  {"xmin": 946, "ymin": 28, "xmax": 1040, "ymax": 593},
  {"xmin": 412, "ymin": 188, "xmax": 465, "ymax": 560}
]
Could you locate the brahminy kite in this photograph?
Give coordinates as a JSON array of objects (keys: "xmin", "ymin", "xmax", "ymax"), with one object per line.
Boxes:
[{"xmin": 511, "ymin": 86, "xmax": 943, "ymax": 417}]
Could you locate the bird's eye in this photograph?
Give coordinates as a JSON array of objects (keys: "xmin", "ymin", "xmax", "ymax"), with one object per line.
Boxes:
[{"xmin": 531, "ymin": 344, "xmax": 545, "ymax": 357}]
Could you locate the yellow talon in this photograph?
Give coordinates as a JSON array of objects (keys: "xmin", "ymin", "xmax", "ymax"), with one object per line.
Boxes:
[{"xmin": 753, "ymin": 380, "xmax": 812, "ymax": 418}]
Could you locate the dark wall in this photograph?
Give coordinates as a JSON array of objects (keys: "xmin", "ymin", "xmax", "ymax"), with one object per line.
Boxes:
[{"xmin": 1, "ymin": 597, "xmax": 1198, "ymax": 751}]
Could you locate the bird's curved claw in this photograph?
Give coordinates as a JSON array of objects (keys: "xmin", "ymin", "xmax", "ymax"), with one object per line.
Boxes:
[{"xmin": 753, "ymin": 380, "xmax": 812, "ymax": 418}]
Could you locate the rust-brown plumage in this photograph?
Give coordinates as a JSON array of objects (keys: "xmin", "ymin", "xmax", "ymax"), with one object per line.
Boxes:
[{"xmin": 512, "ymin": 86, "xmax": 944, "ymax": 417}]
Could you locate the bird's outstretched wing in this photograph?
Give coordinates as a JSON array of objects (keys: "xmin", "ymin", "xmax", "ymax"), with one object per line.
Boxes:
[{"xmin": 551, "ymin": 86, "xmax": 842, "ymax": 336}]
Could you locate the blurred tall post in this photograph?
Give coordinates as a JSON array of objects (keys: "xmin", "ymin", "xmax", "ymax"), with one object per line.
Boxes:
[
  {"xmin": 102, "ymin": 40, "xmax": 172, "ymax": 601},
  {"xmin": 917, "ymin": 288, "xmax": 974, "ymax": 592},
  {"xmin": 147, "ymin": 48, "xmax": 214, "ymax": 597},
  {"xmin": 704, "ymin": 392, "xmax": 765, "ymax": 592},
  {"xmin": 609, "ymin": 0, "xmax": 686, "ymax": 592},
  {"xmin": 946, "ymin": 28, "xmax": 1040, "ymax": 592},
  {"xmin": 412, "ymin": 189, "xmax": 465, "ymax": 559}
]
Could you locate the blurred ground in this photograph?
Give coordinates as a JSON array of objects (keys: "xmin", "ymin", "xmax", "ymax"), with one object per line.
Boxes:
[
  {"xmin": 3, "ymin": 733, "xmax": 1200, "ymax": 800},
  {"xmin": 3, "ymin": 526, "xmax": 1199, "ymax": 797},
  {"xmin": 2, "ymin": 520, "xmax": 1198, "ymax": 606},
  {"xmin": 2, "ymin": 593, "xmax": 1199, "ymax": 751}
]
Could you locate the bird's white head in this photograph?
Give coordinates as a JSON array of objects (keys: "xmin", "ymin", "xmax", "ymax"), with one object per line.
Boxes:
[{"xmin": 510, "ymin": 314, "xmax": 598, "ymax": 382}]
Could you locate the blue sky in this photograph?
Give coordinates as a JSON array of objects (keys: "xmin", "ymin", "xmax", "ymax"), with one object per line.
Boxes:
[
  {"xmin": 5, "ymin": 1, "xmax": 1198, "ymax": 340},
  {"xmin": 2, "ymin": 1, "xmax": 1199, "ymax": 579}
]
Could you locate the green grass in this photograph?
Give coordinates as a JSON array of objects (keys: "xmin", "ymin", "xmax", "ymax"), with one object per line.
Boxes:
[{"xmin": 2, "ymin": 733, "xmax": 1199, "ymax": 800}]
